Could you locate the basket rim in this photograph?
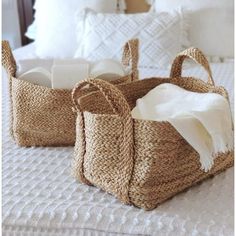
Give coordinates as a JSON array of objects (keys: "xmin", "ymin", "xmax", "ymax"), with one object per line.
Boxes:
[
  {"xmin": 10, "ymin": 73, "xmax": 133, "ymax": 93},
  {"xmin": 78, "ymin": 76, "xmax": 229, "ymax": 114},
  {"xmin": 83, "ymin": 110, "xmax": 172, "ymax": 125},
  {"xmin": 10, "ymin": 75, "xmax": 72, "ymax": 92}
]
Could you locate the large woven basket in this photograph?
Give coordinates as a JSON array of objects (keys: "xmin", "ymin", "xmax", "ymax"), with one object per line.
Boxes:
[
  {"xmin": 2, "ymin": 39, "xmax": 139, "ymax": 147},
  {"xmin": 72, "ymin": 47, "xmax": 234, "ymax": 210}
]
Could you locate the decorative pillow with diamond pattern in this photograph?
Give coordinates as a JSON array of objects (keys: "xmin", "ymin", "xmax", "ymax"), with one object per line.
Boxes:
[{"xmin": 74, "ymin": 9, "xmax": 189, "ymax": 69}]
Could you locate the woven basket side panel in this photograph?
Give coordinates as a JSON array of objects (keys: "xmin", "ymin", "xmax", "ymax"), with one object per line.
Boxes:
[
  {"xmin": 11, "ymin": 78, "xmax": 76, "ymax": 146},
  {"xmin": 129, "ymin": 120, "xmax": 233, "ymax": 210},
  {"xmin": 10, "ymin": 74, "xmax": 132, "ymax": 147},
  {"xmin": 82, "ymin": 112, "xmax": 132, "ymax": 201},
  {"xmin": 72, "ymin": 112, "xmax": 132, "ymax": 199}
]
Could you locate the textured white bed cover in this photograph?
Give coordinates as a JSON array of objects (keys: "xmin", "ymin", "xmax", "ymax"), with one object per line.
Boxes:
[{"xmin": 2, "ymin": 44, "xmax": 234, "ymax": 236}]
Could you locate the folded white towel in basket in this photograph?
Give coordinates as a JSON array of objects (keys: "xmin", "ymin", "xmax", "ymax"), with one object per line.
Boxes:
[
  {"xmin": 16, "ymin": 59, "xmax": 127, "ymax": 89},
  {"xmin": 131, "ymin": 83, "xmax": 233, "ymax": 171},
  {"xmin": 16, "ymin": 59, "xmax": 53, "ymax": 77}
]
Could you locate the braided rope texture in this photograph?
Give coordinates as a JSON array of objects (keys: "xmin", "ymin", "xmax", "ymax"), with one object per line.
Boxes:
[
  {"xmin": 170, "ymin": 47, "xmax": 214, "ymax": 85},
  {"xmin": 72, "ymin": 48, "xmax": 234, "ymax": 210},
  {"xmin": 1, "ymin": 40, "xmax": 139, "ymax": 146},
  {"xmin": 2, "ymin": 41, "xmax": 17, "ymax": 77},
  {"xmin": 2, "ymin": 41, "xmax": 18, "ymax": 139},
  {"xmin": 122, "ymin": 39, "xmax": 139, "ymax": 81},
  {"xmin": 72, "ymin": 79, "xmax": 135, "ymax": 204}
]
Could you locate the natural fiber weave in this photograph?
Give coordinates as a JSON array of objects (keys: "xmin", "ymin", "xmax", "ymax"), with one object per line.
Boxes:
[
  {"xmin": 1, "ymin": 39, "xmax": 139, "ymax": 146},
  {"xmin": 72, "ymin": 47, "xmax": 234, "ymax": 210}
]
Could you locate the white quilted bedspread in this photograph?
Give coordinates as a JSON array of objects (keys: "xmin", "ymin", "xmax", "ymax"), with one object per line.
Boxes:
[{"xmin": 2, "ymin": 44, "xmax": 234, "ymax": 236}]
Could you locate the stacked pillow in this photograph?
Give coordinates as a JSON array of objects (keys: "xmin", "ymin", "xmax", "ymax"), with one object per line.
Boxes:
[
  {"xmin": 147, "ymin": 0, "xmax": 234, "ymax": 59},
  {"xmin": 26, "ymin": 0, "xmax": 234, "ymax": 67},
  {"xmin": 26, "ymin": 0, "xmax": 190, "ymax": 68}
]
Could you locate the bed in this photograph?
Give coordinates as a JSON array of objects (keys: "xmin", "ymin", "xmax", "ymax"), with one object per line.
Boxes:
[{"xmin": 2, "ymin": 44, "xmax": 234, "ymax": 236}]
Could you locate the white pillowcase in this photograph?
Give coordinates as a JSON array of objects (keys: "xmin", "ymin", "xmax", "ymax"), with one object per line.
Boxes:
[
  {"xmin": 25, "ymin": 20, "xmax": 37, "ymax": 40},
  {"xmin": 148, "ymin": 0, "xmax": 234, "ymax": 58},
  {"xmin": 34, "ymin": 0, "xmax": 126, "ymax": 58},
  {"xmin": 74, "ymin": 9, "xmax": 189, "ymax": 69}
]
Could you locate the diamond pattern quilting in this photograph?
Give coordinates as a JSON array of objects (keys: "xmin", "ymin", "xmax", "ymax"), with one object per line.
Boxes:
[{"xmin": 75, "ymin": 10, "xmax": 189, "ymax": 69}]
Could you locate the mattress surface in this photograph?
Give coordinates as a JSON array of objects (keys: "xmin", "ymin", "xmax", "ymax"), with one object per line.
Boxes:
[{"xmin": 2, "ymin": 44, "xmax": 234, "ymax": 236}]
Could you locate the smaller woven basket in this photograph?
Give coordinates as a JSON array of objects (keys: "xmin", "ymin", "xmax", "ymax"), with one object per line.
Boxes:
[
  {"xmin": 2, "ymin": 39, "xmax": 139, "ymax": 147},
  {"xmin": 72, "ymin": 47, "xmax": 234, "ymax": 210}
]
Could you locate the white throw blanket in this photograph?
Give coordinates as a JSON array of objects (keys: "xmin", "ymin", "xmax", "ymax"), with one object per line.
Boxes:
[{"xmin": 131, "ymin": 83, "xmax": 233, "ymax": 171}]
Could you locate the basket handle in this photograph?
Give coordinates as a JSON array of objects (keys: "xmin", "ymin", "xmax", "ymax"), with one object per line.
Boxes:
[
  {"xmin": 72, "ymin": 79, "xmax": 132, "ymax": 116},
  {"xmin": 2, "ymin": 41, "xmax": 17, "ymax": 77},
  {"xmin": 72, "ymin": 79, "xmax": 134, "ymax": 204},
  {"xmin": 122, "ymin": 38, "xmax": 139, "ymax": 81},
  {"xmin": 170, "ymin": 47, "xmax": 215, "ymax": 86}
]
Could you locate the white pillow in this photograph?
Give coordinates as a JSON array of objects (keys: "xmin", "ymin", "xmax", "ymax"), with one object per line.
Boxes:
[
  {"xmin": 34, "ymin": 0, "xmax": 126, "ymax": 58},
  {"xmin": 74, "ymin": 9, "xmax": 189, "ymax": 69},
  {"xmin": 25, "ymin": 20, "xmax": 37, "ymax": 40},
  {"xmin": 148, "ymin": 0, "xmax": 234, "ymax": 58}
]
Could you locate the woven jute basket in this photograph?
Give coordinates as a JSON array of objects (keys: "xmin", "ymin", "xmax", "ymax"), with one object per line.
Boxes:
[
  {"xmin": 72, "ymin": 47, "xmax": 234, "ymax": 210},
  {"xmin": 2, "ymin": 39, "xmax": 139, "ymax": 147}
]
